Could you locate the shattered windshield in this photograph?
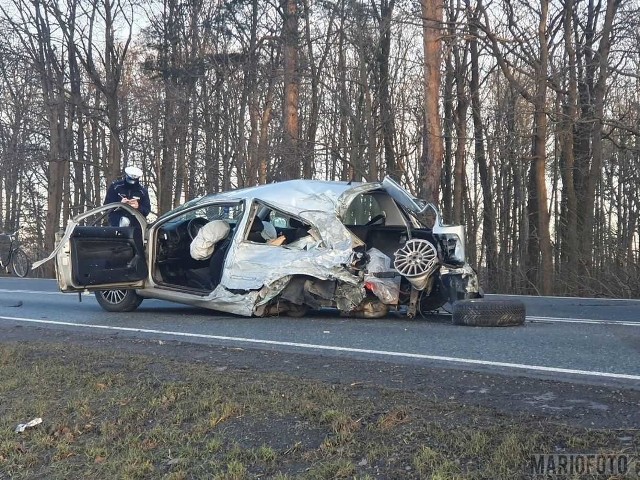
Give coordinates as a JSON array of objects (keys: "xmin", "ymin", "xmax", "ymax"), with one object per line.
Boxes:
[
  {"xmin": 156, "ymin": 195, "xmax": 209, "ymax": 221},
  {"xmin": 157, "ymin": 194, "xmax": 244, "ymax": 222}
]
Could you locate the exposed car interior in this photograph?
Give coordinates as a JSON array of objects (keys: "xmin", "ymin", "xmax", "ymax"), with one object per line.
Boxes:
[
  {"xmin": 341, "ymin": 190, "xmax": 453, "ymax": 312},
  {"xmin": 151, "ymin": 201, "xmax": 316, "ymax": 292},
  {"xmin": 343, "ymin": 191, "xmax": 441, "ymax": 261},
  {"xmin": 152, "ymin": 203, "xmax": 242, "ymax": 291}
]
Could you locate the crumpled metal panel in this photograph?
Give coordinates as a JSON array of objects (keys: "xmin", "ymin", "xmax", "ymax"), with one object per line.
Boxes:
[
  {"xmin": 286, "ymin": 278, "xmax": 336, "ymax": 307},
  {"xmin": 253, "ymin": 276, "xmax": 294, "ymax": 313},
  {"xmin": 222, "ymin": 210, "xmax": 359, "ymax": 291},
  {"xmin": 252, "ymin": 275, "xmax": 365, "ymax": 315},
  {"xmin": 253, "ymin": 275, "xmax": 360, "ymax": 317},
  {"xmin": 364, "ymin": 248, "xmax": 401, "ymax": 304},
  {"xmin": 334, "ymin": 282, "xmax": 366, "ymax": 311},
  {"xmin": 212, "ymin": 208, "xmax": 367, "ymax": 315},
  {"xmin": 441, "ymin": 263, "xmax": 482, "ymax": 295},
  {"xmin": 226, "ymin": 245, "xmax": 359, "ymax": 290},
  {"xmin": 203, "ymin": 287, "xmax": 259, "ymax": 316},
  {"xmin": 213, "ymin": 180, "xmax": 367, "ymax": 214},
  {"xmin": 335, "ymin": 182, "xmax": 384, "ymax": 219},
  {"xmin": 144, "ymin": 285, "xmax": 259, "ymax": 316},
  {"xmin": 298, "ymin": 210, "xmax": 354, "ymax": 251}
]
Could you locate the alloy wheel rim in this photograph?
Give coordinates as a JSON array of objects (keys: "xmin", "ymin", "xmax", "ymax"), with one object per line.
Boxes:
[{"xmin": 102, "ymin": 290, "xmax": 127, "ymax": 304}]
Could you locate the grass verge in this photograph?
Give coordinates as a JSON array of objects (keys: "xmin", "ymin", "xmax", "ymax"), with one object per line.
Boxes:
[{"xmin": 0, "ymin": 343, "xmax": 637, "ymax": 479}]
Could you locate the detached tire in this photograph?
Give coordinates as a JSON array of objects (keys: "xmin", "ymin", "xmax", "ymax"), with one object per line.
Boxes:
[
  {"xmin": 95, "ymin": 289, "xmax": 143, "ymax": 312},
  {"xmin": 452, "ymin": 299, "xmax": 525, "ymax": 327}
]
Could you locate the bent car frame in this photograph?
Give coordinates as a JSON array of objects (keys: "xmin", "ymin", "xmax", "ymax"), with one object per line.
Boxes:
[{"xmin": 35, "ymin": 177, "xmax": 483, "ymax": 319}]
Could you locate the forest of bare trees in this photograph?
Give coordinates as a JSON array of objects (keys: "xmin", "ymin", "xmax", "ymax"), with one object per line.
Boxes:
[{"xmin": 0, "ymin": 0, "xmax": 638, "ymax": 297}]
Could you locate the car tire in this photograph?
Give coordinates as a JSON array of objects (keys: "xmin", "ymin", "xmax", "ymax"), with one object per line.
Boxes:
[
  {"xmin": 94, "ymin": 289, "xmax": 143, "ymax": 312},
  {"xmin": 11, "ymin": 248, "xmax": 30, "ymax": 278},
  {"xmin": 452, "ymin": 299, "xmax": 525, "ymax": 327}
]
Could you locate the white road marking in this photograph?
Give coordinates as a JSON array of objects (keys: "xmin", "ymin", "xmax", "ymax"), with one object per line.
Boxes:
[
  {"xmin": 1, "ymin": 314, "xmax": 639, "ymax": 382},
  {"xmin": 0, "ymin": 277, "xmax": 52, "ymax": 281},
  {"xmin": 486, "ymin": 293, "xmax": 640, "ymax": 302},
  {"xmin": 0, "ymin": 288, "xmax": 64, "ymax": 295},
  {"xmin": 528, "ymin": 316, "xmax": 640, "ymax": 326}
]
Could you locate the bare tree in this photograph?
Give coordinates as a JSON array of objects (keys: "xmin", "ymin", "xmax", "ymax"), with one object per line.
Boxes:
[
  {"xmin": 577, "ymin": 0, "xmax": 620, "ymax": 274},
  {"xmin": 476, "ymin": 0, "xmax": 554, "ymax": 294},
  {"xmin": 420, "ymin": 0, "xmax": 444, "ymax": 203},
  {"xmin": 465, "ymin": 0, "xmax": 497, "ymax": 286},
  {"xmin": 372, "ymin": 0, "xmax": 398, "ymax": 179},
  {"xmin": 279, "ymin": 0, "xmax": 301, "ymax": 180},
  {"xmin": 0, "ymin": 0, "xmax": 72, "ymax": 271}
]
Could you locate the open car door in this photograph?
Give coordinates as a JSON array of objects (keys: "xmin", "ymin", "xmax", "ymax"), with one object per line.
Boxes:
[{"xmin": 33, "ymin": 204, "xmax": 148, "ymax": 292}]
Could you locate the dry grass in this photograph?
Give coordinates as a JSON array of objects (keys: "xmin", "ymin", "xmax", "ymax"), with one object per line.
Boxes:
[{"xmin": 0, "ymin": 343, "xmax": 637, "ymax": 479}]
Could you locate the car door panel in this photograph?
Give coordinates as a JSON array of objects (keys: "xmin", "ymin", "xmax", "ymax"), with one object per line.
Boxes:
[
  {"xmin": 70, "ymin": 226, "xmax": 147, "ymax": 286},
  {"xmin": 28, "ymin": 204, "xmax": 149, "ymax": 292}
]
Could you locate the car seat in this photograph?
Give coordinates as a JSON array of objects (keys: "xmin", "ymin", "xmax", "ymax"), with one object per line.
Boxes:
[
  {"xmin": 289, "ymin": 218, "xmax": 309, "ymax": 241},
  {"xmin": 186, "ymin": 232, "xmax": 232, "ymax": 290},
  {"xmin": 247, "ymin": 218, "xmax": 265, "ymax": 242},
  {"xmin": 208, "ymin": 237, "xmax": 231, "ymax": 288}
]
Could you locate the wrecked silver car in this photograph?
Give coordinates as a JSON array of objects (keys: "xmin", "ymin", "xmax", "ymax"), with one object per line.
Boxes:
[{"xmin": 35, "ymin": 177, "xmax": 483, "ymax": 318}]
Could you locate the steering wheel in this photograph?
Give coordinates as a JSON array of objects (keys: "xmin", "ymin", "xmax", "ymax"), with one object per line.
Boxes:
[
  {"xmin": 187, "ymin": 217, "xmax": 208, "ymax": 240},
  {"xmin": 365, "ymin": 213, "xmax": 386, "ymax": 227}
]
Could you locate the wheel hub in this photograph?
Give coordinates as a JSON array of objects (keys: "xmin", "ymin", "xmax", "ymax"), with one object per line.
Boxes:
[{"xmin": 394, "ymin": 239, "xmax": 439, "ymax": 290}]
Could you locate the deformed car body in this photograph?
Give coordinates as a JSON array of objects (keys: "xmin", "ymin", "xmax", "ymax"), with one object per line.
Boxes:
[{"xmin": 34, "ymin": 177, "xmax": 482, "ymax": 318}]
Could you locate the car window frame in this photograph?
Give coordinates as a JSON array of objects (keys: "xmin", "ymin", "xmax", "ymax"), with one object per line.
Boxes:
[{"xmin": 241, "ymin": 200, "xmax": 325, "ymax": 249}]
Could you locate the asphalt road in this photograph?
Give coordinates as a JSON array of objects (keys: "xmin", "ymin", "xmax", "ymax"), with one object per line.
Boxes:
[{"xmin": 1, "ymin": 277, "xmax": 639, "ymax": 390}]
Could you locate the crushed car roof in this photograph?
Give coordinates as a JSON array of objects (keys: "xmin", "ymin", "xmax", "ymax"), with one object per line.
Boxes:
[{"xmin": 198, "ymin": 179, "xmax": 380, "ymax": 213}]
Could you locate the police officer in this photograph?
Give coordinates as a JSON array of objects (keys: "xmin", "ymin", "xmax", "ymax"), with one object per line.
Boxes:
[{"xmin": 104, "ymin": 166, "xmax": 151, "ymax": 226}]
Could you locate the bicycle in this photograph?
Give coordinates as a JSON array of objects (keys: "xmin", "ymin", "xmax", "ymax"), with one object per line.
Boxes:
[{"xmin": 0, "ymin": 229, "xmax": 31, "ymax": 277}]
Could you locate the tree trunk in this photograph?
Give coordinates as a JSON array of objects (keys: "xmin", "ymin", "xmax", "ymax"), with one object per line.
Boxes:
[
  {"xmin": 442, "ymin": 40, "xmax": 454, "ymax": 219},
  {"xmin": 375, "ymin": 0, "xmax": 397, "ymax": 180},
  {"xmin": 580, "ymin": 0, "xmax": 619, "ymax": 273},
  {"xmin": 468, "ymin": 4, "xmax": 497, "ymax": 288},
  {"xmin": 559, "ymin": 0, "xmax": 579, "ymax": 285},
  {"xmin": 280, "ymin": 0, "xmax": 300, "ymax": 180},
  {"xmin": 452, "ymin": 36, "xmax": 468, "ymax": 224},
  {"xmin": 303, "ymin": 0, "xmax": 336, "ymax": 179},
  {"xmin": 420, "ymin": 0, "xmax": 444, "ymax": 204},
  {"xmin": 527, "ymin": 0, "xmax": 553, "ymax": 294}
]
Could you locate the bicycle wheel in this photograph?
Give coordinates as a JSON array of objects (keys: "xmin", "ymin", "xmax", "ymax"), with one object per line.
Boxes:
[{"xmin": 11, "ymin": 248, "xmax": 31, "ymax": 277}]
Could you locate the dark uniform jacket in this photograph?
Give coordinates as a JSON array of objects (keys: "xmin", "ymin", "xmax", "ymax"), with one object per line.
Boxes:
[{"xmin": 104, "ymin": 178, "xmax": 151, "ymax": 226}]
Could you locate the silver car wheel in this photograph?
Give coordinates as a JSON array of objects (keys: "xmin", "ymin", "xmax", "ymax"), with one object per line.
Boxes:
[
  {"xmin": 102, "ymin": 289, "xmax": 127, "ymax": 304},
  {"xmin": 94, "ymin": 289, "xmax": 143, "ymax": 312}
]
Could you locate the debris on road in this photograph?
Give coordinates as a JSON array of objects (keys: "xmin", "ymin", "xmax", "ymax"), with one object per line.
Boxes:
[{"xmin": 0, "ymin": 300, "xmax": 23, "ymax": 307}]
